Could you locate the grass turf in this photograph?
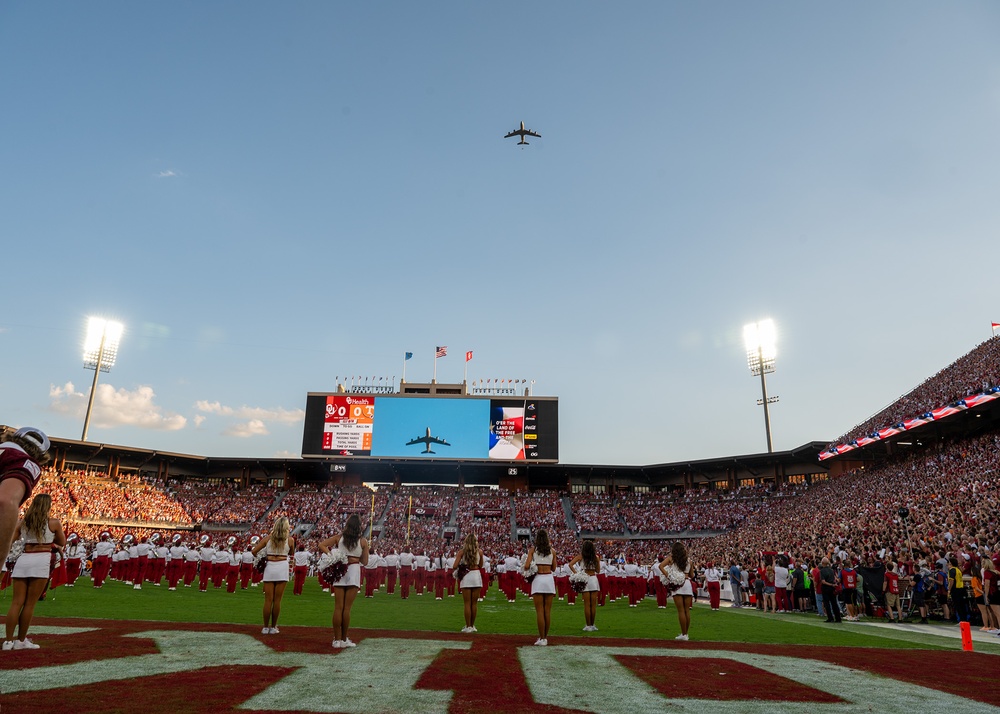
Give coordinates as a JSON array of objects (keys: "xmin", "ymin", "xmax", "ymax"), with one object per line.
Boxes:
[{"xmin": 13, "ymin": 578, "xmax": 998, "ymax": 654}]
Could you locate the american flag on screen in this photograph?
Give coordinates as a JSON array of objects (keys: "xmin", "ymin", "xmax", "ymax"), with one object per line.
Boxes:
[{"xmin": 435, "ymin": 346, "xmax": 447, "ymax": 358}]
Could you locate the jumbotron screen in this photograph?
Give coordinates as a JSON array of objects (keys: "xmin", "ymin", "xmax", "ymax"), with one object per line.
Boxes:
[{"xmin": 301, "ymin": 393, "xmax": 558, "ymax": 462}]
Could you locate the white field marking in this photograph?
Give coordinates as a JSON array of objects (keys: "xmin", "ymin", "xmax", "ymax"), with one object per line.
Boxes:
[
  {"xmin": 20, "ymin": 626, "xmax": 100, "ymax": 635},
  {"xmin": 0, "ymin": 631, "xmax": 469, "ymax": 714},
  {"xmin": 239, "ymin": 638, "xmax": 471, "ymax": 713},
  {"xmin": 518, "ymin": 645, "xmax": 1000, "ymax": 714}
]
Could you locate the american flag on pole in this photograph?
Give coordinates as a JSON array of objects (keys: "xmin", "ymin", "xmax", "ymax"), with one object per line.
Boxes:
[{"xmin": 435, "ymin": 346, "xmax": 447, "ymax": 358}]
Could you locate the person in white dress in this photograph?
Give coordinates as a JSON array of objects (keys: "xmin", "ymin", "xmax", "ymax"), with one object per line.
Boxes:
[
  {"xmin": 318, "ymin": 514, "xmax": 369, "ymax": 649},
  {"xmin": 524, "ymin": 529, "xmax": 557, "ymax": 646},
  {"xmin": 453, "ymin": 533, "xmax": 484, "ymax": 633},
  {"xmin": 251, "ymin": 517, "xmax": 294, "ymax": 635}
]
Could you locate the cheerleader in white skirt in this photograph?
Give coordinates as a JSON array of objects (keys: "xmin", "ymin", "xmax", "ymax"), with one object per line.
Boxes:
[
  {"xmin": 453, "ymin": 533, "xmax": 484, "ymax": 633},
  {"xmin": 4, "ymin": 494, "xmax": 65, "ymax": 651},
  {"xmin": 318, "ymin": 514, "xmax": 370, "ymax": 649},
  {"xmin": 525, "ymin": 530, "xmax": 558, "ymax": 646},
  {"xmin": 252, "ymin": 517, "xmax": 295, "ymax": 636}
]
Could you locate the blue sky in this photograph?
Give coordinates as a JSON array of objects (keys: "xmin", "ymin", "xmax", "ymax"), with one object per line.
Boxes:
[{"xmin": 2, "ymin": 2, "xmax": 999, "ymax": 465}]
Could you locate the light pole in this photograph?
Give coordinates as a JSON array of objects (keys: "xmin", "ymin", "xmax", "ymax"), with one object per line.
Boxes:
[
  {"xmin": 81, "ymin": 317, "xmax": 124, "ymax": 441},
  {"xmin": 743, "ymin": 319, "xmax": 778, "ymax": 453}
]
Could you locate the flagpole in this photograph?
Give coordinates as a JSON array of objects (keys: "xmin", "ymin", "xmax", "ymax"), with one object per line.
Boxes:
[
  {"xmin": 433, "ymin": 348, "xmax": 437, "ymax": 383},
  {"xmin": 406, "ymin": 495, "xmax": 412, "ymax": 545},
  {"xmin": 402, "ymin": 354, "xmax": 407, "ymax": 383}
]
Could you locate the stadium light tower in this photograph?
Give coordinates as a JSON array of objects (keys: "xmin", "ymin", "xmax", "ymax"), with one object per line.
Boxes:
[
  {"xmin": 81, "ymin": 317, "xmax": 124, "ymax": 441},
  {"xmin": 743, "ymin": 319, "xmax": 779, "ymax": 453}
]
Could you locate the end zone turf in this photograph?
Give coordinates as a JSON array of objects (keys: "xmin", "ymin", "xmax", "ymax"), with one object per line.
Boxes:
[{"xmin": 1, "ymin": 618, "xmax": 999, "ymax": 713}]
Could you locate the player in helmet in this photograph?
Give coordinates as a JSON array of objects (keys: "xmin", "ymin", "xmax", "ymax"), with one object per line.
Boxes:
[{"xmin": 0, "ymin": 426, "xmax": 51, "ymax": 565}]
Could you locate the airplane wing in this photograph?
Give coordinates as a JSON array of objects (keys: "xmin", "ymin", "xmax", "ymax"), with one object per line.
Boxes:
[
  {"xmin": 525, "ymin": 129, "xmax": 541, "ymax": 138},
  {"xmin": 503, "ymin": 130, "xmax": 520, "ymax": 139},
  {"xmin": 429, "ymin": 437, "xmax": 450, "ymax": 446},
  {"xmin": 405, "ymin": 437, "xmax": 423, "ymax": 446}
]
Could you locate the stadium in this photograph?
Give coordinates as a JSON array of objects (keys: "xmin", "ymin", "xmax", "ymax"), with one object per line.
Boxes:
[{"xmin": 2, "ymin": 336, "xmax": 1000, "ymax": 713}]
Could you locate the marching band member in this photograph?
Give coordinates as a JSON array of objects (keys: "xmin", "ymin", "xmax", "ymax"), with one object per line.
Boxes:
[
  {"xmin": 293, "ymin": 543, "xmax": 311, "ymax": 596},
  {"xmin": 197, "ymin": 535, "xmax": 215, "ymax": 592},
  {"xmin": 319, "ymin": 514, "xmax": 369, "ymax": 648},
  {"xmin": 503, "ymin": 551, "xmax": 520, "ymax": 601},
  {"xmin": 445, "ymin": 551, "xmax": 456, "ymax": 597},
  {"xmin": 182, "ymin": 541, "xmax": 200, "ymax": 587},
  {"xmin": 226, "ymin": 541, "xmax": 240, "ymax": 593},
  {"xmin": 152, "ymin": 534, "xmax": 170, "ymax": 586},
  {"xmin": 133, "ymin": 535, "xmax": 152, "ymax": 589},
  {"xmin": 212, "ymin": 544, "xmax": 230, "ymax": 588},
  {"xmin": 398, "ymin": 547, "xmax": 414, "ymax": 599},
  {"xmin": 167, "ymin": 534, "xmax": 185, "ymax": 590},
  {"xmin": 252, "ymin": 517, "xmax": 294, "ymax": 635},
  {"xmin": 384, "ymin": 550, "xmax": 399, "ymax": 594},
  {"xmin": 364, "ymin": 547, "xmax": 379, "ymax": 598},
  {"xmin": 3, "ymin": 494, "xmax": 65, "ymax": 651},
  {"xmin": 64, "ymin": 533, "xmax": 85, "ymax": 587},
  {"xmin": 414, "ymin": 550, "xmax": 428, "ymax": 595},
  {"xmin": 239, "ymin": 543, "xmax": 255, "ymax": 589},
  {"xmin": 91, "ymin": 531, "xmax": 114, "ymax": 588}
]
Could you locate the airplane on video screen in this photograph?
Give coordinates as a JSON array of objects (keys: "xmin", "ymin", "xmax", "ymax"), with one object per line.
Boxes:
[
  {"xmin": 406, "ymin": 427, "xmax": 451, "ymax": 454},
  {"xmin": 504, "ymin": 121, "xmax": 541, "ymax": 145}
]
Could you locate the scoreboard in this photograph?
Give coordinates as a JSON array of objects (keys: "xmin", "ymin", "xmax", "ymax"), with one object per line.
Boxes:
[{"xmin": 301, "ymin": 393, "xmax": 558, "ymax": 462}]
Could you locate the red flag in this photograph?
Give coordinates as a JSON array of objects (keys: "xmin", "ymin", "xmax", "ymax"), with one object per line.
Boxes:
[
  {"xmin": 992, "ymin": 322, "xmax": 1000, "ymax": 331},
  {"xmin": 466, "ymin": 351, "xmax": 473, "ymax": 362},
  {"xmin": 49, "ymin": 553, "xmax": 68, "ymax": 589}
]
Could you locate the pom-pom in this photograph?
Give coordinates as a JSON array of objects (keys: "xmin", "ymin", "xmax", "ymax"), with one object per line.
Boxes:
[
  {"xmin": 318, "ymin": 550, "xmax": 349, "ymax": 583},
  {"xmin": 569, "ymin": 571, "xmax": 589, "ymax": 593}
]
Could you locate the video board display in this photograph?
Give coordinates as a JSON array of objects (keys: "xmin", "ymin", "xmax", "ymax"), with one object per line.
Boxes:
[{"xmin": 301, "ymin": 394, "xmax": 558, "ymax": 462}]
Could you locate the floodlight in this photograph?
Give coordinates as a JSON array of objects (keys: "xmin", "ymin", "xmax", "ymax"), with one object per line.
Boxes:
[
  {"xmin": 742, "ymin": 319, "xmax": 779, "ymax": 453},
  {"xmin": 743, "ymin": 319, "xmax": 776, "ymax": 376},
  {"xmin": 81, "ymin": 317, "xmax": 125, "ymax": 441},
  {"xmin": 83, "ymin": 317, "xmax": 124, "ymax": 372}
]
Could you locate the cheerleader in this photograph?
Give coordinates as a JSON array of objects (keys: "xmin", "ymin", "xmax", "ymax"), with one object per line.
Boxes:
[
  {"xmin": 524, "ymin": 529, "xmax": 557, "ymax": 646},
  {"xmin": 658, "ymin": 541, "xmax": 696, "ymax": 641},
  {"xmin": 318, "ymin": 514, "xmax": 369, "ymax": 649},
  {"xmin": 453, "ymin": 533, "xmax": 484, "ymax": 633},
  {"xmin": 251, "ymin": 517, "xmax": 294, "ymax": 635},
  {"xmin": 567, "ymin": 540, "xmax": 601, "ymax": 631},
  {"xmin": 3, "ymin": 494, "xmax": 65, "ymax": 650}
]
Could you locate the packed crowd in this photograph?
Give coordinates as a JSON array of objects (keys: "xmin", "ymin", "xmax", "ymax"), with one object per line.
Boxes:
[
  {"xmin": 570, "ymin": 492, "xmax": 623, "ymax": 532},
  {"xmin": 835, "ymin": 335, "xmax": 1000, "ymax": 447},
  {"xmin": 170, "ymin": 481, "xmax": 277, "ymax": 525}
]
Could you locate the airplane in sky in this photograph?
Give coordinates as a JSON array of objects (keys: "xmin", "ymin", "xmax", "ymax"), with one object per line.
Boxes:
[
  {"xmin": 406, "ymin": 427, "xmax": 451, "ymax": 454},
  {"xmin": 504, "ymin": 121, "xmax": 541, "ymax": 145}
]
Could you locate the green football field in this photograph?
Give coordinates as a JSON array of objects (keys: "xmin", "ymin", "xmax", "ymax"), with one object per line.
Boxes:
[{"xmin": 15, "ymin": 578, "xmax": 1000, "ymax": 655}]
